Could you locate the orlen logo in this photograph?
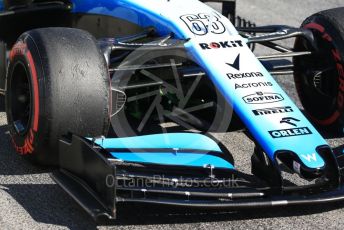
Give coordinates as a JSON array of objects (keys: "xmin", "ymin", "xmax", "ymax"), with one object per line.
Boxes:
[
  {"xmin": 243, "ymin": 92, "xmax": 284, "ymax": 104},
  {"xmin": 199, "ymin": 40, "xmax": 243, "ymax": 50}
]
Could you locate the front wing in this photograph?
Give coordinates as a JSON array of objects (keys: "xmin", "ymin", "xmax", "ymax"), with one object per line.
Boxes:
[{"xmin": 51, "ymin": 134, "xmax": 344, "ymax": 222}]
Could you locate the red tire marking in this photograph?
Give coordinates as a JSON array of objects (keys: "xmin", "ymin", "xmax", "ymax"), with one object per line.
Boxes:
[
  {"xmin": 322, "ymin": 33, "xmax": 333, "ymax": 42},
  {"xmin": 12, "ymin": 129, "xmax": 35, "ymax": 155},
  {"xmin": 26, "ymin": 51, "xmax": 39, "ymax": 132},
  {"xmin": 10, "ymin": 41, "xmax": 27, "ymax": 61},
  {"xmin": 304, "ymin": 22, "xmax": 332, "ymax": 41},
  {"xmin": 304, "ymin": 23, "xmax": 325, "ymax": 33},
  {"xmin": 332, "ymin": 49, "xmax": 342, "ymax": 61},
  {"xmin": 10, "ymin": 41, "xmax": 40, "ymax": 154},
  {"xmin": 337, "ymin": 62, "xmax": 344, "ymax": 108}
]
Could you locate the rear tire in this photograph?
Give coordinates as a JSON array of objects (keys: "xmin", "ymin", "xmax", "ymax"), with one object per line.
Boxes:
[
  {"xmin": 294, "ymin": 7, "xmax": 344, "ymax": 131},
  {"xmin": 5, "ymin": 27, "xmax": 111, "ymax": 165}
]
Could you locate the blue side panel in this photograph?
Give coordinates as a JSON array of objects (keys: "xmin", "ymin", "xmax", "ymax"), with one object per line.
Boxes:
[
  {"xmin": 96, "ymin": 133, "xmax": 221, "ymax": 152},
  {"xmin": 95, "ymin": 133, "xmax": 234, "ymax": 169}
]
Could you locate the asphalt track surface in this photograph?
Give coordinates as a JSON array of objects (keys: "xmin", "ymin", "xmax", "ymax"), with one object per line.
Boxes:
[{"xmin": 0, "ymin": 0, "xmax": 344, "ymax": 229}]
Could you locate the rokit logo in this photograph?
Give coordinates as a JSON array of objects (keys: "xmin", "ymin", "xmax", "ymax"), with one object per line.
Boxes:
[
  {"xmin": 252, "ymin": 106, "xmax": 294, "ymax": 116},
  {"xmin": 269, "ymin": 127, "xmax": 312, "ymax": 138},
  {"xmin": 243, "ymin": 92, "xmax": 284, "ymax": 104},
  {"xmin": 235, "ymin": 81, "xmax": 272, "ymax": 89},
  {"xmin": 199, "ymin": 40, "xmax": 243, "ymax": 50}
]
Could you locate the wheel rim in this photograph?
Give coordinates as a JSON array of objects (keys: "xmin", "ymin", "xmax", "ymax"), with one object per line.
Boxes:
[{"xmin": 9, "ymin": 61, "xmax": 33, "ymax": 135}]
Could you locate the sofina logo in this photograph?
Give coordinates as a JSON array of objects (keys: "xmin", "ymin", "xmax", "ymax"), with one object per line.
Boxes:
[{"xmin": 243, "ymin": 92, "xmax": 284, "ymax": 104}]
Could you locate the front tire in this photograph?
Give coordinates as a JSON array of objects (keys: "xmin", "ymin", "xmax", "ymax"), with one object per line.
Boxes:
[
  {"xmin": 6, "ymin": 27, "xmax": 111, "ymax": 165},
  {"xmin": 294, "ymin": 7, "xmax": 344, "ymax": 131}
]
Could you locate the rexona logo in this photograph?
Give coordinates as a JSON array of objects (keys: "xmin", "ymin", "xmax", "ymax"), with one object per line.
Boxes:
[
  {"xmin": 242, "ymin": 92, "xmax": 284, "ymax": 104},
  {"xmin": 227, "ymin": 72, "xmax": 264, "ymax": 79},
  {"xmin": 252, "ymin": 106, "xmax": 293, "ymax": 116},
  {"xmin": 235, "ymin": 81, "xmax": 272, "ymax": 89},
  {"xmin": 226, "ymin": 54, "xmax": 264, "ymax": 79},
  {"xmin": 199, "ymin": 40, "xmax": 243, "ymax": 50},
  {"xmin": 269, "ymin": 127, "xmax": 312, "ymax": 138}
]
